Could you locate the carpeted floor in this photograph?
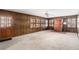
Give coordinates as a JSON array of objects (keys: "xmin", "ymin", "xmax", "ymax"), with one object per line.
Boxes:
[{"xmin": 0, "ymin": 30, "xmax": 79, "ymax": 50}]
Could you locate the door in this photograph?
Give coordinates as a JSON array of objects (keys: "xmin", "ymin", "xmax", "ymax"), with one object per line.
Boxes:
[{"xmin": 54, "ymin": 17, "xmax": 63, "ymax": 32}]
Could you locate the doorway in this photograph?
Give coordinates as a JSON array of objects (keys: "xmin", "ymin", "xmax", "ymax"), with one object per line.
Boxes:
[{"xmin": 54, "ymin": 17, "xmax": 63, "ymax": 32}]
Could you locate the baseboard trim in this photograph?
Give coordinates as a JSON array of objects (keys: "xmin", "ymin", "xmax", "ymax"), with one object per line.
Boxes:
[{"xmin": 0, "ymin": 38, "xmax": 12, "ymax": 42}]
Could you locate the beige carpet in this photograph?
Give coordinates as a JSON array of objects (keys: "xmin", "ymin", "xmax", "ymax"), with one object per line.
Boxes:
[{"xmin": 0, "ymin": 30, "xmax": 79, "ymax": 50}]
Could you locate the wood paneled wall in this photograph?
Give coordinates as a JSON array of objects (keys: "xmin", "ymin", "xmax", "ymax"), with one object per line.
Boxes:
[
  {"xmin": 63, "ymin": 15, "xmax": 77, "ymax": 33},
  {"xmin": 48, "ymin": 19, "xmax": 54, "ymax": 30},
  {"xmin": 0, "ymin": 10, "xmax": 46, "ymax": 40},
  {"xmin": 49, "ymin": 15, "xmax": 77, "ymax": 33},
  {"xmin": 0, "ymin": 10, "xmax": 78, "ymax": 40}
]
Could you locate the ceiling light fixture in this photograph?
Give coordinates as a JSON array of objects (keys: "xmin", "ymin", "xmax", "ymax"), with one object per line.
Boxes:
[
  {"xmin": 45, "ymin": 10, "xmax": 49, "ymax": 18},
  {"xmin": 45, "ymin": 10, "xmax": 55, "ymax": 18}
]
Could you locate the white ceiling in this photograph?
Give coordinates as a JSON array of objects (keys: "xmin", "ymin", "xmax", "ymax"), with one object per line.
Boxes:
[{"xmin": 6, "ymin": 9, "xmax": 79, "ymax": 18}]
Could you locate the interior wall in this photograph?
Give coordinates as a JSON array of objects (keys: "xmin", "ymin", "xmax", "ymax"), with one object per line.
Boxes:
[
  {"xmin": 48, "ymin": 15, "xmax": 77, "ymax": 33},
  {"xmin": 63, "ymin": 15, "xmax": 77, "ymax": 33},
  {"xmin": 0, "ymin": 10, "xmax": 47, "ymax": 40},
  {"xmin": 77, "ymin": 15, "xmax": 79, "ymax": 35},
  {"xmin": 48, "ymin": 19, "xmax": 54, "ymax": 30},
  {"xmin": 0, "ymin": 10, "xmax": 78, "ymax": 41}
]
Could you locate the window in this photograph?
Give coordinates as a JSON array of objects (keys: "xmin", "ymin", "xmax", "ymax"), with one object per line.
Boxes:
[
  {"xmin": 0, "ymin": 16, "xmax": 13, "ymax": 28},
  {"xmin": 30, "ymin": 17, "xmax": 36, "ymax": 28},
  {"xmin": 67, "ymin": 18, "xmax": 71, "ymax": 27},
  {"xmin": 72, "ymin": 18, "xmax": 76, "ymax": 27},
  {"xmin": 49, "ymin": 19, "xmax": 54, "ymax": 27},
  {"xmin": 36, "ymin": 19, "xmax": 40, "ymax": 23},
  {"xmin": 30, "ymin": 18, "xmax": 36, "ymax": 23},
  {"xmin": 30, "ymin": 24, "xmax": 33, "ymax": 28},
  {"xmin": 36, "ymin": 24, "xmax": 40, "ymax": 28},
  {"xmin": 67, "ymin": 17, "xmax": 76, "ymax": 28},
  {"xmin": 77, "ymin": 16, "xmax": 79, "ymax": 33},
  {"xmin": 45, "ymin": 20, "xmax": 48, "ymax": 27}
]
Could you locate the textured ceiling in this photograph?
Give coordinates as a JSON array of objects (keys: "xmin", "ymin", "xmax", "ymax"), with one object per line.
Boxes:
[{"xmin": 6, "ymin": 9, "xmax": 79, "ymax": 18}]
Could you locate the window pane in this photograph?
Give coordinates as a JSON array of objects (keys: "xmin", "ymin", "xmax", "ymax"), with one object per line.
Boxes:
[
  {"xmin": 1, "ymin": 23, "xmax": 5, "ymax": 27},
  {"xmin": 0, "ymin": 16, "xmax": 12, "ymax": 28}
]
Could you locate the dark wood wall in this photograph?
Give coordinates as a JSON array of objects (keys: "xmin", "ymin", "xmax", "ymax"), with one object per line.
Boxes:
[
  {"xmin": 48, "ymin": 15, "xmax": 77, "ymax": 33},
  {"xmin": 63, "ymin": 15, "xmax": 77, "ymax": 33},
  {"xmin": 0, "ymin": 10, "xmax": 47, "ymax": 40},
  {"xmin": 47, "ymin": 18, "xmax": 54, "ymax": 30},
  {"xmin": 0, "ymin": 10, "xmax": 78, "ymax": 41}
]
